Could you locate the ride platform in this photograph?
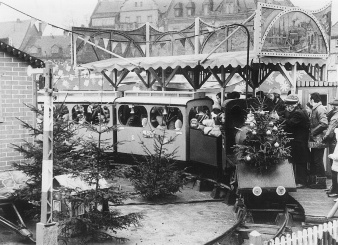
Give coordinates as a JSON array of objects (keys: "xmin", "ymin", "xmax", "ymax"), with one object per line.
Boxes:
[{"xmin": 289, "ymin": 184, "xmax": 338, "ymax": 223}]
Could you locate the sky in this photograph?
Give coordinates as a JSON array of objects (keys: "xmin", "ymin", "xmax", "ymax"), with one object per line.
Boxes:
[{"xmin": 0, "ymin": 0, "xmax": 336, "ymax": 34}]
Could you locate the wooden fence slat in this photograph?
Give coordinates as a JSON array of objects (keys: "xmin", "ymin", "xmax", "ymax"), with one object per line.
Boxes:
[
  {"xmin": 291, "ymin": 232, "xmax": 297, "ymax": 245},
  {"xmin": 281, "ymin": 236, "xmax": 287, "ymax": 245},
  {"xmin": 328, "ymin": 222, "xmax": 333, "ymax": 245},
  {"xmin": 275, "ymin": 236, "xmax": 280, "ymax": 245},
  {"xmin": 298, "ymin": 230, "xmax": 304, "ymax": 245},
  {"xmin": 313, "ymin": 226, "xmax": 318, "ymax": 245},
  {"xmin": 308, "ymin": 227, "xmax": 313, "ymax": 245},
  {"xmin": 333, "ymin": 220, "xmax": 338, "ymax": 245},
  {"xmin": 286, "ymin": 233, "xmax": 292, "ymax": 245},
  {"xmin": 318, "ymin": 224, "xmax": 324, "ymax": 245},
  {"xmin": 323, "ymin": 223, "xmax": 328, "ymax": 245},
  {"xmin": 303, "ymin": 228, "xmax": 308, "ymax": 245}
]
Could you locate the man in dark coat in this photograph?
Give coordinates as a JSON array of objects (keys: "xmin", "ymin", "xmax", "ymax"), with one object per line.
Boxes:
[{"xmin": 283, "ymin": 94, "xmax": 310, "ymax": 188}]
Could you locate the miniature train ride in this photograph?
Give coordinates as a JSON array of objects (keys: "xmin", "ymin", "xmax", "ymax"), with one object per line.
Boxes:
[{"xmin": 38, "ymin": 90, "xmax": 296, "ymax": 199}]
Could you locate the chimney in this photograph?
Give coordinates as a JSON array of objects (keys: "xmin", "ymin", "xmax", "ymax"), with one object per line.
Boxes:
[{"xmin": 16, "ymin": 18, "xmax": 21, "ymax": 23}]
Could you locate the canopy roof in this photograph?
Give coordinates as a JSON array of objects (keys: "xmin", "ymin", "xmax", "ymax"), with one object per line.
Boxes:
[
  {"xmin": 80, "ymin": 51, "xmax": 327, "ymax": 73},
  {"xmin": 115, "ymin": 91, "xmax": 210, "ymax": 106}
]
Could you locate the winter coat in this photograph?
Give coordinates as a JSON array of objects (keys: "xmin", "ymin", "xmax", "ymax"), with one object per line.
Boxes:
[
  {"xmin": 272, "ymin": 98, "xmax": 286, "ymax": 116},
  {"xmin": 323, "ymin": 108, "xmax": 338, "ymax": 150},
  {"xmin": 310, "ymin": 102, "xmax": 328, "ymax": 138},
  {"xmin": 284, "ymin": 106, "xmax": 310, "ymax": 163}
]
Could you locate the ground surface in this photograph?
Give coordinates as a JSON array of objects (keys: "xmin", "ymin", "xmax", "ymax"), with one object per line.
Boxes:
[{"xmin": 0, "ymin": 178, "xmax": 237, "ymax": 245}]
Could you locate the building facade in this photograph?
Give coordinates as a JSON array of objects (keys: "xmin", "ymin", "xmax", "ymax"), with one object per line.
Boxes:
[{"xmin": 0, "ymin": 42, "xmax": 44, "ymax": 170}]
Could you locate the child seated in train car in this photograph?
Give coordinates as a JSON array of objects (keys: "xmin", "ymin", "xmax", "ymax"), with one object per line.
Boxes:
[
  {"xmin": 126, "ymin": 106, "xmax": 147, "ymax": 127},
  {"xmin": 91, "ymin": 104, "xmax": 107, "ymax": 124},
  {"xmin": 150, "ymin": 107, "xmax": 165, "ymax": 129},
  {"xmin": 72, "ymin": 104, "xmax": 86, "ymax": 124},
  {"xmin": 102, "ymin": 106, "xmax": 110, "ymax": 120},
  {"xmin": 166, "ymin": 107, "xmax": 183, "ymax": 130},
  {"xmin": 189, "ymin": 106, "xmax": 222, "ymax": 137}
]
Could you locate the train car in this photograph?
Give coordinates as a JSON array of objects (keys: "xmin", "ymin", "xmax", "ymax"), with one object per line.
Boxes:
[
  {"xmin": 114, "ymin": 90, "xmax": 214, "ymax": 161},
  {"xmin": 38, "ymin": 90, "xmax": 122, "ymax": 147}
]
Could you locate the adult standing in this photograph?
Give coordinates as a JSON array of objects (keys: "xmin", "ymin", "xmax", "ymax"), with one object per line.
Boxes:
[
  {"xmin": 309, "ymin": 92, "xmax": 328, "ymax": 189},
  {"xmin": 283, "ymin": 94, "xmax": 310, "ymax": 188},
  {"xmin": 267, "ymin": 87, "xmax": 285, "ymax": 116},
  {"xmin": 322, "ymin": 98, "xmax": 338, "ymax": 196}
]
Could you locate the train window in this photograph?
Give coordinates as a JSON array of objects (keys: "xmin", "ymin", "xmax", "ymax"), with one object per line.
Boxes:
[
  {"xmin": 118, "ymin": 105, "xmax": 147, "ymax": 127},
  {"xmin": 150, "ymin": 106, "xmax": 183, "ymax": 130},
  {"xmin": 189, "ymin": 106, "xmax": 211, "ymax": 128},
  {"xmin": 87, "ymin": 104, "xmax": 110, "ymax": 125},
  {"xmin": 55, "ymin": 104, "xmax": 69, "ymax": 121},
  {"xmin": 71, "ymin": 105, "xmax": 87, "ymax": 124}
]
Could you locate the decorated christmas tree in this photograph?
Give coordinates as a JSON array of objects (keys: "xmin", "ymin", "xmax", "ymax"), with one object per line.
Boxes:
[{"xmin": 233, "ymin": 105, "xmax": 292, "ymax": 174}]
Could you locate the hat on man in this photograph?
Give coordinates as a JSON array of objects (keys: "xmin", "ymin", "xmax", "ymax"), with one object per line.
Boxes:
[
  {"xmin": 268, "ymin": 87, "xmax": 281, "ymax": 95},
  {"xmin": 284, "ymin": 94, "xmax": 299, "ymax": 104},
  {"xmin": 329, "ymin": 98, "xmax": 338, "ymax": 106}
]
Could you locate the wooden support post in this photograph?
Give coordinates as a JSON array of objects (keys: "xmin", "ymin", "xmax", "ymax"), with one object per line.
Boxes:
[
  {"xmin": 291, "ymin": 64, "xmax": 297, "ymax": 94},
  {"xmin": 249, "ymin": 230, "xmax": 262, "ymax": 245}
]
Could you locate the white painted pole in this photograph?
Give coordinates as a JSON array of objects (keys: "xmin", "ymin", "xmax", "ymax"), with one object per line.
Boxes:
[
  {"xmin": 36, "ymin": 62, "xmax": 58, "ymax": 245},
  {"xmin": 195, "ymin": 17, "xmax": 200, "ymax": 55}
]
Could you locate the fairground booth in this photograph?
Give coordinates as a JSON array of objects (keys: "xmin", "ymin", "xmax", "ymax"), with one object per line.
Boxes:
[{"xmin": 77, "ymin": 3, "xmax": 334, "ymax": 189}]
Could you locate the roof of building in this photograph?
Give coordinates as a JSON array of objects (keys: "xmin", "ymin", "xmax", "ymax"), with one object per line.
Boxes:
[
  {"xmin": 23, "ymin": 35, "xmax": 71, "ymax": 57},
  {"xmin": 166, "ymin": 0, "xmax": 293, "ymax": 19},
  {"xmin": 91, "ymin": 0, "xmax": 124, "ymax": 19},
  {"xmin": 154, "ymin": 0, "xmax": 173, "ymax": 13},
  {"xmin": 0, "ymin": 19, "xmax": 36, "ymax": 49},
  {"xmin": 0, "ymin": 40, "xmax": 44, "ymax": 68}
]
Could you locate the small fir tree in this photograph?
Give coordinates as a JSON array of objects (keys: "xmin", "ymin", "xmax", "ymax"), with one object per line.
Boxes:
[
  {"xmin": 233, "ymin": 105, "xmax": 291, "ymax": 174},
  {"xmin": 127, "ymin": 130, "xmax": 185, "ymax": 199},
  {"xmin": 12, "ymin": 103, "xmax": 80, "ymax": 216},
  {"xmin": 12, "ymin": 103, "xmax": 143, "ymax": 242}
]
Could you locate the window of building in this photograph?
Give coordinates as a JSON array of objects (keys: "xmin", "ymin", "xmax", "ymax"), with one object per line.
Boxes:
[
  {"xmin": 229, "ymin": 3, "xmax": 234, "ymax": 13},
  {"xmin": 135, "ymin": 2, "xmax": 137, "ymax": 7},
  {"xmin": 92, "ymin": 17, "xmax": 115, "ymax": 27},
  {"xmin": 186, "ymin": 1, "xmax": 195, "ymax": 16},
  {"xmin": 137, "ymin": 16, "xmax": 141, "ymax": 23},
  {"xmin": 336, "ymin": 39, "xmax": 338, "ymax": 47},
  {"xmin": 118, "ymin": 105, "xmax": 147, "ymax": 127},
  {"xmin": 125, "ymin": 17, "xmax": 130, "ymax": 23},
  {"xmin": 150, "ymin": 106, "xmax": 183, "ymax": 130},
  {"xmin": 140, "ymin": 1, "xmax": 142, "ymax": 7},
  {"xmin": 203, "ymin": 0, "xmax": 212, "ymax": 15},
  {"xmin": 174, "ymin": 2, "xmax": 183, "ymax": 17},
  {"xmin": 51, "ymin": 45, "xmax": 60, "ymax": 54},
  {"xmin": 147, "ymin": 15, "xmax": 152, "ymax": 23},
  {"xmin": 29, "ymin": 46, "xmax": 40, "ymax": 54}
]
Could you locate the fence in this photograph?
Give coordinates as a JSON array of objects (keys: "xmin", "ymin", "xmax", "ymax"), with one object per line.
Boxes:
[{"xmin": 249, "ymin": 219, "xmax": 338, "ymax": 245}]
